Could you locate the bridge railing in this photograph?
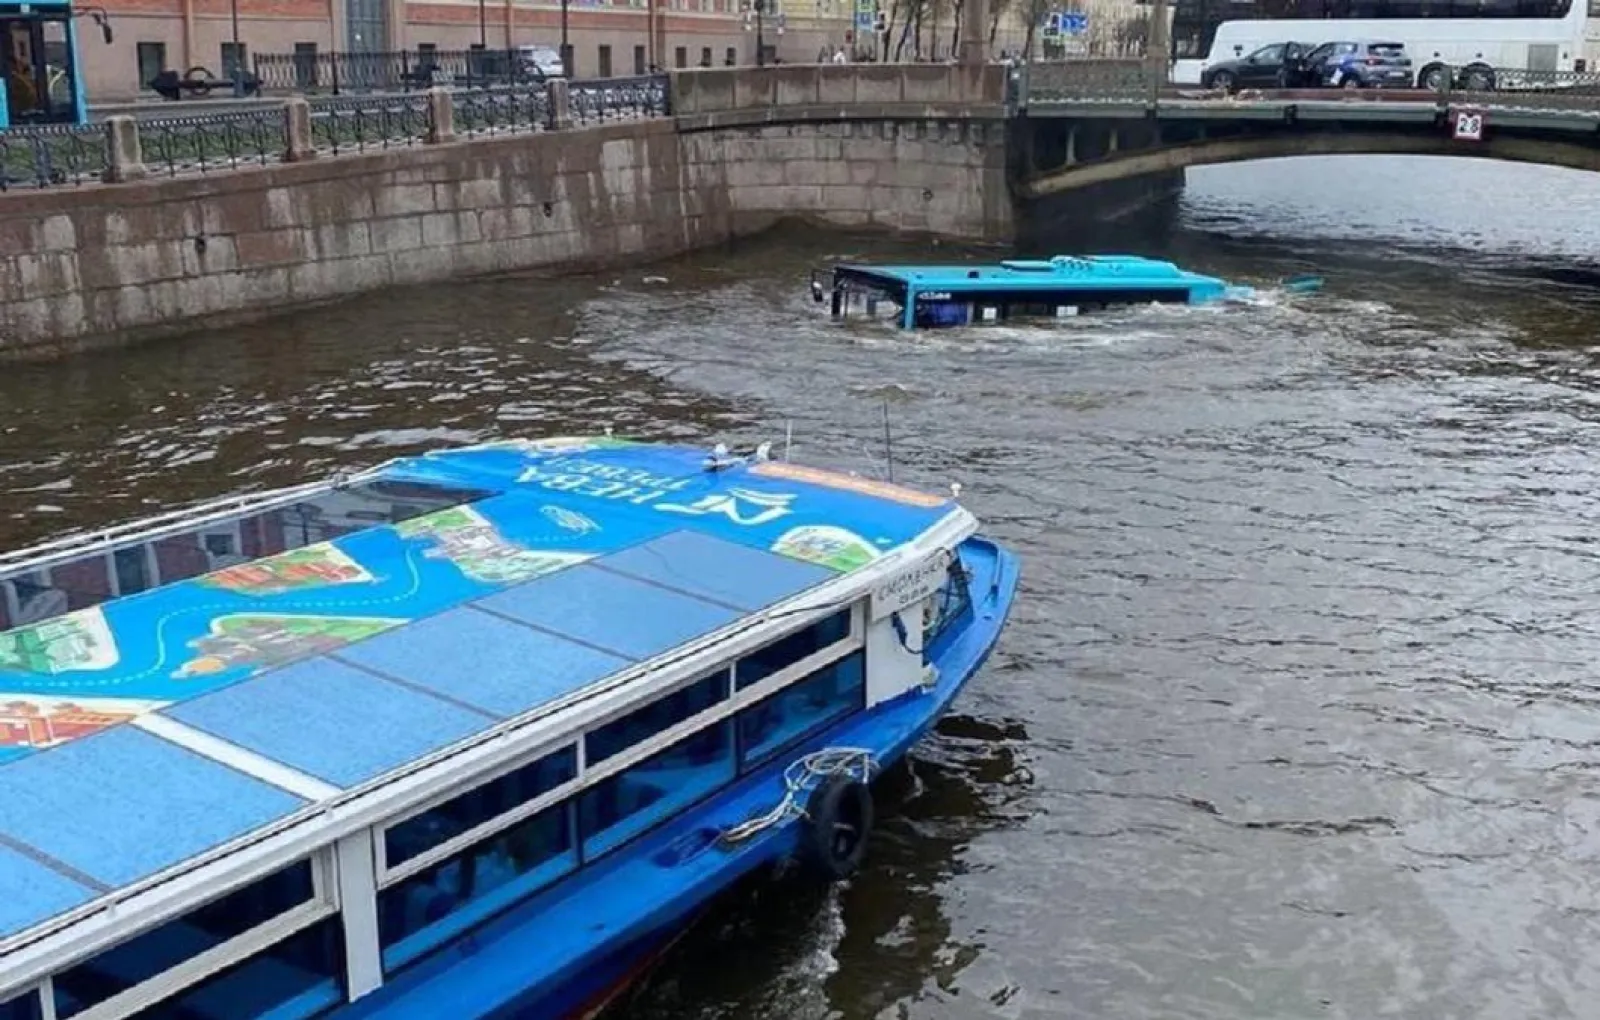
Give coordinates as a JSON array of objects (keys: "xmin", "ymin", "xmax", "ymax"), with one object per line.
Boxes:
[
  {"xmin": 1021, "ymin": 59, "xmax": 1153, "ymax": 104},
  {"xmin": 0, "ymin": 75, "xmax": 673, "ymax": 192},
  {"xmin": 1024, "ymin": 63, "xmax": 1600, "ymax": 113}
]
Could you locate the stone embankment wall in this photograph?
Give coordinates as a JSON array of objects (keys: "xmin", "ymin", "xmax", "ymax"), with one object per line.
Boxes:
[{"xmin": 0, "ymin": 64, "xmax": 1009, "ymax": 358}]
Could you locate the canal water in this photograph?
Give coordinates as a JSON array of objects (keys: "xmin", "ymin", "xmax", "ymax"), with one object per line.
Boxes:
[{"xmin": 6, "ymin": 155, "xmax": 1600, "ymax": 1019}]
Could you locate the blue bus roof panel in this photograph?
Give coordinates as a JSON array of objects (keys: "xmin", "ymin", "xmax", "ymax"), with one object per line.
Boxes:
[
  {"xmin": 0, "ymin": 845, "xmax": 97, "ymax": 938},
  {"xmin": 834, "ymin": 254, "xmax": 1229, "ymax": 297},
  {"xmin": 337, "ymin": 605, "xmax": 631, "ymax": 720},
  {"xmin": 162, "ymin": 656, "xmax": 495, "ymax": 790},
  {"xmin": 0, "ymin": 725, "xmax": 306, "ymax": 890}
]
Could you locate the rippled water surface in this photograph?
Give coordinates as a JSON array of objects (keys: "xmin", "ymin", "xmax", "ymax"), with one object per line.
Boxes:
[{"xmin": 7, "ymin": 155, "xmax": 1600, "ymax": 1020}]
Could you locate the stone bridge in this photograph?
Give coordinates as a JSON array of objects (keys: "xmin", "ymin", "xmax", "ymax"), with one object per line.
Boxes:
[
  {"xmin": 5, "ymin": 60, "xmax": 1600, "ymax": 355},
  {"xmin": 1016, "ymin": 61, "xmax": 1600, "ymax": 199}
]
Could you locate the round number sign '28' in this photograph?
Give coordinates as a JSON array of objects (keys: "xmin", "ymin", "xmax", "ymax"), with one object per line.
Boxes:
[{"xmin": 1453, "ymin": 110, "xmax": 1484, "ymax": 141}]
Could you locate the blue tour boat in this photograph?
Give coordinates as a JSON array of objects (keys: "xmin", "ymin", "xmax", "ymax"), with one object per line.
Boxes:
[
  {"xmin": 811, "ymin": 254, "xmax": 1322, "ymax": 328},
  {"xmin": 0, "ymin": 436, "xmax": 1019, "ymax": 1020}
]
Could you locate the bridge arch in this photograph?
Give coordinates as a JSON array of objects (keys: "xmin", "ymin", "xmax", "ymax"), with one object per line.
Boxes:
[{"xmin": 1019, "ymin": 132, "xmax": 1600, "ymax": 199}]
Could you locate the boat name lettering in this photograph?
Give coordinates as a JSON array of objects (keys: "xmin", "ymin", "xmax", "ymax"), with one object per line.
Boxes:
[
  {"xmin": 517, "ymin": 458, "xmax": 695, "ymax": 506},
  {"xmin": 917, "ymin": 292, "xmax": 953, "ymax": 301},
  {"xmin": 871, "ymin": 554, "xmax": 949, "ymax": 621}
]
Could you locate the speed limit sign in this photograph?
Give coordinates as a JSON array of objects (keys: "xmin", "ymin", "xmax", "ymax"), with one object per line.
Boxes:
[{"xmin": 1451, "ymin": 108, "xmax": 1485, "ymax": 141}]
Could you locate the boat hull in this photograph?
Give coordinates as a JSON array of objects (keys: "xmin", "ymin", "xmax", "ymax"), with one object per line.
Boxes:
[{"xmin": 345, "ymin": 536, "xmax": 1020, "ymax": 1020}]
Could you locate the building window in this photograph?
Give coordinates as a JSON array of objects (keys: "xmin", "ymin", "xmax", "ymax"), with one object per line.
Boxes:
[
  {"xmin": 135, "ymin": 41, "xmax": 166, "ymax": 91},
  {"xmin": 378, "ymin": 803, "xmax": 577, "ymax": 972},
  {"xmin": 580, "ymin": 721, "xmax": 735, "ymax": 859},
  {"xmin": 735, "ymin": 609, "xmax": 853, "ymax": 690},
  {"xmin": 384, "ymin": 745, "xmax": 577, "ymax": 870},
  {"xmin": 584, "ymin": 671, "xmax": 727, "ymax": 765},
  {"xmin": 52, "ymin": 859, "xmax": 330, "ymax": 1018},
  {"xmin": 598, "ymin": 43, "xmax": 612, "ymax": 77},
  {"xmin": 739, "ymin": 651, "xmax": 866, "ymax": 769},
  {"xmin": 293, "ymin": 41, "xmax": 318, "ymax": 88},
  {"xmin": 700, "ymin": 45, "xmax": 712, "ymax": 66},
  {"xmin": 0, "ymin": 991, "xmax": 41, "ymax": 1020},
  {"xmin": 725, "ymin": 46, "xmax": 737, "ymax": 65},
  {"xmin": 634, "ymin": 43, "xmax": 646, "ymax": 73},
  {"xmin": 220, "ymin": 41, "xmax": 248, "ymax": 81},
  {"xmin": 674, "ymin": 45, "xmax": 687, "ymax": 68}
]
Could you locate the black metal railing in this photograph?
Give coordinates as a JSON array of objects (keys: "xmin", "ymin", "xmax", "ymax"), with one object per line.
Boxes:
[
  {"xmin": 1023, "ymin": 59, "xmax": 1154, "ymax": 103},
  {"xmin": 1441, "ymin": 66, "xmax": 1600, "ymax": 99},
  {"xmin": 568, "ymin": 75, "xmax": 671, "ymax": 123},
  {"xmin": 0, "ymin": 123, "xmax": 110, "ymax": 190},
  {"xmin": 454, "ymin": 86, "xmax": 554, "ymax": 136},
  {"xmin": 138, "ymin": 109, "xmax": 288, "ymax": 176},
  {"xmin": 306, "ymin": 93, "xmax": 434, "ymax": 154},
  {"xmin": 254, "ymin": 48, "xmax": 552, "ymax": 95}
]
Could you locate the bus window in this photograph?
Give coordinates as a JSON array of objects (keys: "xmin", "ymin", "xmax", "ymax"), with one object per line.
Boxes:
[
  {"xmin": 1, "ymin": 9, "xmax": 85, "ymax": 127},
  {"xmin": 0, "ymin": 4, "xmax": 91, "ymax": 128}
]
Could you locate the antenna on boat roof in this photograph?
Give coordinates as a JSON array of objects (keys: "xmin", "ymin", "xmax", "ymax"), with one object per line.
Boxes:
[
  {"xmin": 783, "ymin": 421, "xmax": 793, "ymax": 462},
  {"xmin": 881, "ymin": 400, "xmax": 895, "ymax": 485}
]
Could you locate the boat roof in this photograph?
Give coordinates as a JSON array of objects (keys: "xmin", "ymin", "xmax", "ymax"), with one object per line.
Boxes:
[
  {"xmin": 0, "ymin": 437, "xmax": 962, "ymax": 944},
  {"xmin": 836, "ymin": 254, "xmax": 1225, "ymax": 291}
]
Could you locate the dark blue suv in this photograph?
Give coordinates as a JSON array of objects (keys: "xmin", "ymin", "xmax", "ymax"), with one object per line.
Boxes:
[{"xmin": 1307, "ymin": 39, "xmax": 1413, "ymax": 89}]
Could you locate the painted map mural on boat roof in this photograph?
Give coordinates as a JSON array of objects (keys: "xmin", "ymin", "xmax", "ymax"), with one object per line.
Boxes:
[{"xmin": 0, "ymin": 437, "xmax": 957, "ymax": 763}]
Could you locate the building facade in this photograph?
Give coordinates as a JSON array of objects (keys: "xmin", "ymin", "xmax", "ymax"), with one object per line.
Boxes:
[{"xmin": 79, "ymin": 0, "xmax": 863, "ymax": 101}]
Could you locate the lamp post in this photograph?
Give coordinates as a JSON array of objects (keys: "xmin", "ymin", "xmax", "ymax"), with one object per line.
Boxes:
[
  {"xmin": 229, "ymin": 0, "xmax": 242, "ymax": 95},
  {"xmin": 560, "ymin": 0, "xmax": 571, "ymax": 78},
  {"xmin": 755, "ymin": 0, "xmax": 765, "ymax": 66},
  {"xmin": 744, "ymin": 0, "xmax": 780, "ymax": 66},
  {"xmin": 477, "ymin": 0, "xmax": 487, "ymax": 48}
]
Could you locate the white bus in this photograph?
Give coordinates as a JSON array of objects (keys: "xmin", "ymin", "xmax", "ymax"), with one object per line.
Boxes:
[{"xmin": 1169, "ymin": 0, "xmax": 1587, "ymax": 88}]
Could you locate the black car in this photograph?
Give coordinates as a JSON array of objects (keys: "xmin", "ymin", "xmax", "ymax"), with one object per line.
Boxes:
[{"xmin": 1200, "ymin": 41, "xmax": 1317, "ymax": 92}]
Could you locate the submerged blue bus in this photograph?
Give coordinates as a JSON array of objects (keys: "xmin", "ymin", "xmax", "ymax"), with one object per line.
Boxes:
[{"xmin": 0, "ymin": 0, "xmax": 109, "ymax": 129}]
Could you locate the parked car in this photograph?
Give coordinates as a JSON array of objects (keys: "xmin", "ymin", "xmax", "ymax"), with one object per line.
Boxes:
[
  {"xmin": 1200, "ymin": 41, "xmax": 1317, "ymax": 92},
  {"xmin": 1304, "ymin": 39, "xmax": 1413, "ymax": 89}
]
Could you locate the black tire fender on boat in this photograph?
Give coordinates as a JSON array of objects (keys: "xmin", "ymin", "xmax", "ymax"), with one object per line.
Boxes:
[{"xmin": 803, "ymin": 776, "xmax": 874, "ymax": 880}]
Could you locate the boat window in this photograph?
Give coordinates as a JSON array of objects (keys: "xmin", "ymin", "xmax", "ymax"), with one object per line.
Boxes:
[
  {"xmin": 0, "ymin": 990, "xmax": 41, "ymax": 1020},
  {"xmin": 377, "ymin": 803, "xmax": 577, "ymax": 973},
  {"xmin": 735, "ymin": 610, "xmax": 853, "ymax": 691},
  {"xmin": 51, "ymin": 859, "xmax": 318, "ymax": 1019},
  {"xmin": 385, "ymin": 745, "xmax": 577, "ymax": 869},
  {"xmin": 585, "ymin": 670, "xmax": 729, "ymax": 764},
  {"xmin": 922, "ymin": 556, "xmax": 973, "ymax": 662},
  {"xmin": 579, "ymin": 721, "xmax": 736, "ymax": 860},
  {"xmin": 0, "ymin": 477, "xmax": 494, "ymax": 631},
  {"xmin": 738, "ymin": 650, "xmax": 867, "ymax": 770},
  {"xmin": 119, "ymin": 916, "xmax": 345, "ymax": 1020}
]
